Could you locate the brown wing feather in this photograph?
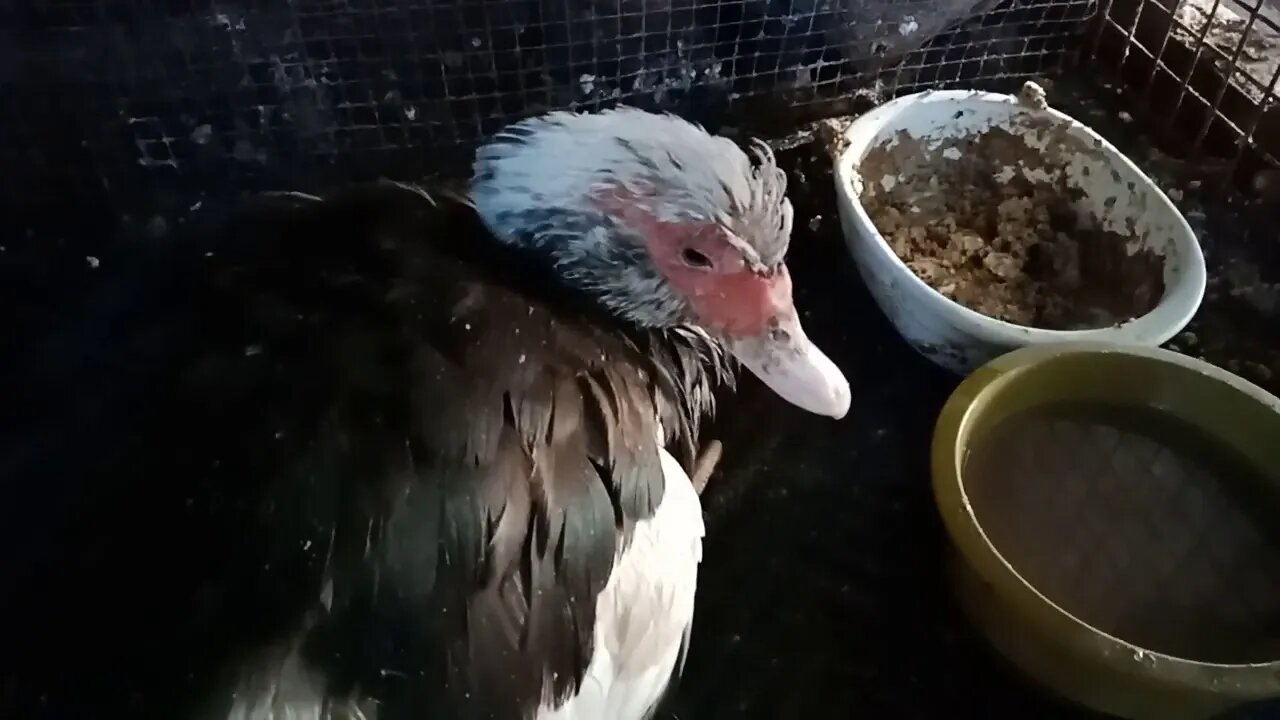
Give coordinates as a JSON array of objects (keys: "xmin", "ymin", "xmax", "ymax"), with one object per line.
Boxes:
[
  {"xmin": 0, "ymin": 181, "xmax": 727, "ymax": 720},
  {"xmin": 221, "ymin": 183, "xmax": 721, "ymax": 718}
]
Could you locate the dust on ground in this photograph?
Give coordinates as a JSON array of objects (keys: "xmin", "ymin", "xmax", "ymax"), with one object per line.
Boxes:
[{"xmin": 857, "ymin": 126, "xmax": 1166, "ymax": 330}]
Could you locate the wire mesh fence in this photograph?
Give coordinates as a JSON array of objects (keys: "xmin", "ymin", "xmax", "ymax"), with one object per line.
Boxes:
[
  {"xmin": 0, "ymin": 0, "xmax": 1094, "ymax": 222},
  {"xmin": 5, "ymin": 0, "xmax": 1280, "ymax": 254},
  {"xmin": 1081, "ymin": 0, "xmax": 1280, "ymax": 179}
]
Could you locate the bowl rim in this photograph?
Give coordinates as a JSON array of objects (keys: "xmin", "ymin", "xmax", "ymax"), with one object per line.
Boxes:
[
  {"xmin": 931, "ymin": 341, "xmax": 1280, "ymax": 694},
  {"xmin": 833, "ymin": 88, "xmax": 1208, "ymax": 346}
]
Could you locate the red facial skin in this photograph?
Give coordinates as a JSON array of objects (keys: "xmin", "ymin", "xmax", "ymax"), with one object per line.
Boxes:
[
  {"xmin": 644, "ymin": 222, "xmax": 792, "ymax": 338},
  {"xmin": 593, "ymin": 186, "xmax": 793, "ymax": 338}
]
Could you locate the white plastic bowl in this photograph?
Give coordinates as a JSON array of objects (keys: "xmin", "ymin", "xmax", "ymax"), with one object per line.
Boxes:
[{"xmin": 833, "ymin": 86, "xmax": 1208, "ymax": 375}]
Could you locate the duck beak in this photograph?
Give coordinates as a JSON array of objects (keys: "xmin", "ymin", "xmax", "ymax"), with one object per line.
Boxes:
[{"xmin": 724, "ymin": 307, "xmax": 851, "ymax": 419}]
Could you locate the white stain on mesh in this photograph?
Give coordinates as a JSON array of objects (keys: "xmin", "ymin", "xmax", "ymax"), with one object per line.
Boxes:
[
  {"xmin": 899, "ymin": 16, "xmax": 919, "ymax": 35},
  {"xmin": 128, "ymin": 117, "xmax": 178, "ymax": 168},
  {"xmin": 196, "ymin": 10, "xmax": 337, "ymax": 160},
  {"xmin": 270, "ymin": 56, "xmax": 333, "ymax": 149},
  {"xmin": 125, "ymin": 10, "xmax": 258, "ymax": 169},
  {"xmin": 209, "ymin": 13, "xmax": 247, "ymax": 32},
  {"xmin": 571, "ymin": 26, "xmax": 727, "ymax": 104},
  {"xmin": 209, "ymin": 11, "xmax": 248, "ymax": 60}
]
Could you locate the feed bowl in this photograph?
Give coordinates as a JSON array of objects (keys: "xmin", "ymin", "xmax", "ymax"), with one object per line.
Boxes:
[
  {"xmin": 833, "ymin": 85, "xmax": 1207, "ymax": 374},
  {"xmin": 932, "ymin": 343, "xmax": 1280, "ymax": 720}
]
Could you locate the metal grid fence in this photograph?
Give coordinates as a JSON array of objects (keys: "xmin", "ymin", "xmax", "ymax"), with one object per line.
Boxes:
[
  {"xmin": 0, "ymin": 0, "xmax": 1093, "ymax": 225},
  {"xmin": 1082, "ymin": 0, "xmax": 1280, "ymax": 178},
  {"xmin": 4, "ymin": 0, "xmax": 1279, "ymax": 251}
]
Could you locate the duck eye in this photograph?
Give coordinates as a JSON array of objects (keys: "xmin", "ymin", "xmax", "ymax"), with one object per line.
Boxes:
[{"xmin": 680, "ymin": 248, "xmax": 713, "ymax": 269}]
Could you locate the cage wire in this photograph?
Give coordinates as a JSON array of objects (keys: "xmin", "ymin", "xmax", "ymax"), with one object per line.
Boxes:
[
  {"xmin": 0, "ymin": 0, "xmax": 1094, "ymax": 229},
  {"xmin": 1082, "ymin": 0, "xmax": 1280, "ymax": 176}
]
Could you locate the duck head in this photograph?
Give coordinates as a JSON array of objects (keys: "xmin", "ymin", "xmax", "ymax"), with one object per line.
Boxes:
[{"xmin": 471, "ymin": 107, "xmax": 850, "ymax": 420}]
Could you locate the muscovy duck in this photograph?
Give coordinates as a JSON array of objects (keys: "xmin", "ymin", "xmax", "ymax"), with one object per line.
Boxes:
[{"xmin": 0, "ymin": 107, "xmax": 849, "ymax": 720}]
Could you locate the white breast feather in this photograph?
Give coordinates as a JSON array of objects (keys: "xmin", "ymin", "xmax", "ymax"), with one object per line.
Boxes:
[{"xmin": 537, "ymin": 444, "xmax": 706, "ymax": 720}]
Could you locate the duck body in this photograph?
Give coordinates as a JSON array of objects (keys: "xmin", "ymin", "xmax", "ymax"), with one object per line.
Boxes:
[
  {"xmin": 2, "ymin": 107, "xmax": 850, "ymax": 720},
  {"xmin": 2, "ymin": 182, "xmax": 723, "ymax": 720}
]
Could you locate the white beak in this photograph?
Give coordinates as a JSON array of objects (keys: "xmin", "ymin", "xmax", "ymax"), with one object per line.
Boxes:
[{"xmin": 723, "ymin": 310, "xmax": 851, "ymax": 419}]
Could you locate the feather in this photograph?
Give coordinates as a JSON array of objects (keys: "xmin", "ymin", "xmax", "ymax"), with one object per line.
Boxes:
[{"xmin": 1, "ymin": 180, "xmax": 731, "ymax": 720}]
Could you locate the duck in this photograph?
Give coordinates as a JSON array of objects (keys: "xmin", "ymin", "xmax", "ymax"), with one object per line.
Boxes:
[{"xmin": 0, "ymin": 107, "xmax": 850, "ymax": 720}]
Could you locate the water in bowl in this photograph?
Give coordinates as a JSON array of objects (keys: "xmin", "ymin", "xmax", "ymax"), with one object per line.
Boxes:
[{"xmin": 964, "ymin": 402, "xmax": 1280, "ymax": 664}]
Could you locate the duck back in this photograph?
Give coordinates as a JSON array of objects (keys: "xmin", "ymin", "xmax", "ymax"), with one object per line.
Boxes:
[{"xmin": 0, "ymin": 182, "xmax": 726, "ymax": 720}]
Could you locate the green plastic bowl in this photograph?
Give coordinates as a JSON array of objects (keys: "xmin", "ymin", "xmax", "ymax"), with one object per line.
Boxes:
[{"xmin": 932, "ymin": 342, "xmax": 1280, "ymax": 720}]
